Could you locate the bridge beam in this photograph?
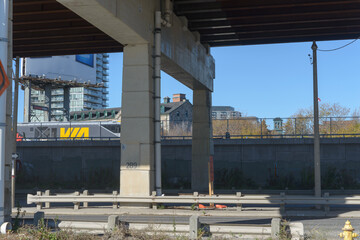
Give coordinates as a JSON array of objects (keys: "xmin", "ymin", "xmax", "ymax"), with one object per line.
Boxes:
[
  {"xmin": 57, "ymin": 0, "xmax": 215, "ymax": 196},
  {"xmin": 161, "ymin": 11, "xmax": 215, "ymax": 91},
  {"xmin": 57, "ymin": 0, "xmax": 215, "ymax": 91}
]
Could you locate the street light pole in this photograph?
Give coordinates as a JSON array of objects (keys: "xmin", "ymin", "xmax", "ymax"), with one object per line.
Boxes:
[{"xmin": 312, "ymin": 41, "xmax": 321, "ymax": 198}]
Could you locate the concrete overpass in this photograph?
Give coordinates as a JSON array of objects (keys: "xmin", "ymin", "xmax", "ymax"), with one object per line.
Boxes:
[{"xmin": 1, "ymin": 0, "xmax": 360, "ymax": 223}]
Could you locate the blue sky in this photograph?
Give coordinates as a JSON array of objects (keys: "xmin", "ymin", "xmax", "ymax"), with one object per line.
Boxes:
[
  {"xmin": 16, "ymin": 39, "xmax": 360, "ymax": 121},
  {"xmin": 108, "ymin": 39, "xmax": 360, "ymax": 118}
]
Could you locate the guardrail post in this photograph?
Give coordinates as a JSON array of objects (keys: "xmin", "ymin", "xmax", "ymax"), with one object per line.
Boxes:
[
  {"xmin": 280, "ymin": 192, "xmax": 285, "ymax": 214},
  {"xmin": 44, "ymin": 190, "xmax": 50, "ymax": 208},
  {"xmin": 112, "ymin": 191, "xmax": 118, "ymax": 209},
  {"xmin": 83, "ymin": 190, "xmax": 88, "ymax": 208},
  {"xmin": 236, "ymin": 192, "xmax": 242, "ymax": 211},
  {"xmin": 271, "ymin": 218, "xmax": 281, "ymax": 239},
  {"xmin": 324, "ymin": 192, "xmax": 330, "ymax": 213},
  {"xmin": 193, "ymin": 192, "xmax": 199, "ymax": 205},
  {"xmin": 107, "ymin": 215, "xmax": 122, "ymax": 231},
  {"xmin": 151, "ymin": 191, "xmax": 157, "ymax": 209},
  {"xmin": 189, "ymin": 215, "xmax": 199, "ymax": 240},
  {"xmin": 33, "ymin": 211, "xmax": 44, "ymax": 226},
  {"xmin": 36, "ymin": 191, "xmax": 43, "ymax": 210},
  {"xmin": 73, "ymin": 191, "xmax": 80, "ymax": 210}
]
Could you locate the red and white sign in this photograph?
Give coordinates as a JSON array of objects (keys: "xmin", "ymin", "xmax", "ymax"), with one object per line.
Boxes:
[{"xmin": 0, "ymin": 60, "xmax": 10, "ymax": 97}]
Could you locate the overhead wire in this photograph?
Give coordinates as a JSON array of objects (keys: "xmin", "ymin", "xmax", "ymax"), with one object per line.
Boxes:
[{"xmin": 317, "ymin": 35, "xmax": 360, "ymax": 52}]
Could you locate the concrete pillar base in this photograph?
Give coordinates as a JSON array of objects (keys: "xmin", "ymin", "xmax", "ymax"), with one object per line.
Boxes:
[{"xmin": 120, "ymin": 170, "xmax": 154, "ymax": 197}]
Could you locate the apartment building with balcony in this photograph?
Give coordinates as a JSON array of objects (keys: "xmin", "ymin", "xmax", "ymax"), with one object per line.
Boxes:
[{"xmin": 24, "ymin": 54, "xmax": 109, "ymax": 121}]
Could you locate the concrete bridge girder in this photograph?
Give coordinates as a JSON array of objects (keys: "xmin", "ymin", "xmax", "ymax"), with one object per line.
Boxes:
[
  {"xmin": 57, "ymin": 0, "xmax": 215, "ymax": 91},
  {"xmin": 57, "ymin": 0, "xmax": 215, "ymax": 196}
]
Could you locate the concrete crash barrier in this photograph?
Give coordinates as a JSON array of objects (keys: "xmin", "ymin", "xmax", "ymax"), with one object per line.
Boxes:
[{"xmin": 47, "ymin": 215, "xmax": 302, "ymax": 239}]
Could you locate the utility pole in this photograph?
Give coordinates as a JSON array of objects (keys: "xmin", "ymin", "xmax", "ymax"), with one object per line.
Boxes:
[
  {"xmin": 5, "ymin": 0, "xmax": 14, "ymax": 220},
  {"xmin": 0, "ymin": 0, "xmax": 9, "ymax": 225},
  {"xmin": 312, "ymin": 41, "xmax": 321, "ymax": 198}
]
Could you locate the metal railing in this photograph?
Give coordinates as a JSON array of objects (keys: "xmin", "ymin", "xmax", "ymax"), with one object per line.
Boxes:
[
  {"xmin": 27, "ymin": 190, "xmax": 359, "ymax": 214},
  {"xmin": 161, "ymin": 133, "xmax": 360, "ymax": 140},
  {"xmin": 161, "ymin": 116, "xmax": 360, "ymax": 139}
]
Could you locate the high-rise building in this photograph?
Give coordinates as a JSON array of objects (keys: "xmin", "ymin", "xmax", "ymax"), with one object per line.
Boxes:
[{"xmin": 24, "ymin": 54, "xmax": 109, "ymax": 122}]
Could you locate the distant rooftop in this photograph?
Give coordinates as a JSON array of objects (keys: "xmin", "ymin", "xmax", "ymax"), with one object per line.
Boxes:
[
  {"xmin": 212, "ymin": 106, "xmax": 235, "ymax": 112},
  {"xmin": 70, "ymin": 107, "xmax": 121, "ymax": 121},
  {"xmin": 161, "ymin": 93, "xmax": 190, "ymax": 114}
]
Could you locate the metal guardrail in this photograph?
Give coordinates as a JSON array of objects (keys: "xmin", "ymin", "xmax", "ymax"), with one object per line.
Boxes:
[{"xmin": 27, "ymin": 190, "xmax": 359, "ymax": 213}]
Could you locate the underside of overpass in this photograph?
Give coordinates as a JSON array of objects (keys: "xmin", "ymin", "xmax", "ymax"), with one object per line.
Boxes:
[
  {"xmin": 1, "ymin": 0, "xmax": 359, "ymax": 214},
  {"xmin": 13, "ymin": 0, "xmax": 360, "ymax": 57}
]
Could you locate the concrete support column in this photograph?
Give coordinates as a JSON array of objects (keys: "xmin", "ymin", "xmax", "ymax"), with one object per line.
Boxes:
[
  {"xmin": 63, "ymin": 87, "xmax": 70, "ymax": 121},
  {"xmin": 23, "ymin": 81, "xmax": 31, "ymax": 123},
  {"xmin": 192, "ymin": 89, "xmax": 213, "ymax": 192},
  {"xmin": 120, "ymin": 44, "xmax": 154, "ymax": 198},
  {"xmin": 44, "ymin": 85, "xmax": 51, "ymax": 122}
]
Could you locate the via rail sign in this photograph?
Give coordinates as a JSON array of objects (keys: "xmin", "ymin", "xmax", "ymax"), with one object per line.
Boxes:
[{"xmin": 0, "ymin": 60, "xmax": 10, "ymax": 97}]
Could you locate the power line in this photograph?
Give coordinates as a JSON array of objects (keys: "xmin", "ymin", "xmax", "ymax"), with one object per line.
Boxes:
[{"xmin": 317, "ymin": 36, "xmax": 360, "ymax": 52}]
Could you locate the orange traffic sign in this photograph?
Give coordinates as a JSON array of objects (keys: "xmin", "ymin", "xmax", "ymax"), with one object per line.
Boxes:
[{"xmin": 0, "ymin": 60, "xmax": 10, "ymax": 97}]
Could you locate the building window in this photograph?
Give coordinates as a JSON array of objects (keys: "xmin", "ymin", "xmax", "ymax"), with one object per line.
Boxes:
[{"xmin": 176, "ymin": 111, "xmax": 180, "ymax": 117}]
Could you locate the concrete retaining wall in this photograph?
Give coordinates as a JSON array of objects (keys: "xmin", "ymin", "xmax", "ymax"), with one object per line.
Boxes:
[{"xmin": 17, "ymin": 138, "xmax": 360, "ymax": 190}]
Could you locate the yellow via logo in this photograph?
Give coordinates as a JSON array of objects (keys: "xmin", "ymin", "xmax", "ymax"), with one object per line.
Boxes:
[{"xmin": 60, "ymin": 127, "xmax": 89, "ymax": 139}]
